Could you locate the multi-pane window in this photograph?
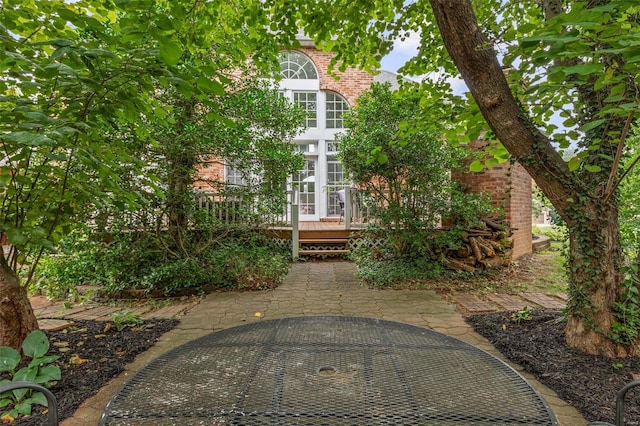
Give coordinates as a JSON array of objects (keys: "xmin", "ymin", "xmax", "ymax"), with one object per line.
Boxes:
[
  {"xmin": 293, "ymin": 92, "xmax": 317, "ymax": 128},
  {"xmin": 326, "ymin": 93, "xmax": 349, "ymax": 129},
  {"xmin": 225, "ymin": 164, "xmax": 246, "ymax": 186},
  {"xmin": 327, "ymin": 161, "xmax": 344, "ymax": 216},
  {"xmin": 296, "ymin": 143, "xmax": 316, "ymax": 153},
  {"xmin": 279, "ymin": 51, "xmax": 318, "ymax": 79},
  {"xmin": 293, "ymin": 159, "xmax": 316, "ymax": 215}
]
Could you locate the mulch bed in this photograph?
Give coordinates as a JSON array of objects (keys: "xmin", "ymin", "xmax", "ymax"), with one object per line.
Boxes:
[
  {"xmin": 466, "ymin": 309, "xmax": 640, "ymax": 425},
  {"xmin": 3, "ymin": 319, "xmax": 178, "ymax": 425}
]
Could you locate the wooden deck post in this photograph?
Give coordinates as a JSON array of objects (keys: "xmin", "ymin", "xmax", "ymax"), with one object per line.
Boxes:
[
  {"xmin": 344, "ymin": 186, "xmax": 352, "ymax": 230},
  {"xmin": 292, "ymin": 190, "xmax": 299, "ymax": 259}
]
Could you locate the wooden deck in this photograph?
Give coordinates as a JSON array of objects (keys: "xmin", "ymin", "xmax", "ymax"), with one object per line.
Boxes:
[
  {"xmin": 268, "ymin": 220, "xmax": 368, "ymax": 257},
  {"xmin": 272, "ymin": 219, "xmax": 367, "ymax": 231},
  {"xmin": 299, "ymin": 221, "xmax": 360, "ymax": 231},
  {"xmin": 268, "ymin": 220, "xmax": 365, "ymax": 240}
]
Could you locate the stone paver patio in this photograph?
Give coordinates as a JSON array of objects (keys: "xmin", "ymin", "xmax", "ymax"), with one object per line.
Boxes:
[{"xmin": 32, "ymin": 261, "xmax": 584, "ymax": 425}]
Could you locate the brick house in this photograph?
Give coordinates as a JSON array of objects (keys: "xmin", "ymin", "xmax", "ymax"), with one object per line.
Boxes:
[{"xmin": 200, "ymin": 35, "xmax": 532, "ymax": 258}]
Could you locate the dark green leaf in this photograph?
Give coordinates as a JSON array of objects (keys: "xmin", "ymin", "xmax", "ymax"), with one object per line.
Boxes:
[
  {"xmin": 2, "ymin": 132, "xmax": 55, "ymax": 146},
  {"xmin": 30, "ymin": 392, "xmax": 48, "ymax": 408},
  {"xmin": 0, "ymin": 348, "xmax": 20, "ymax": 373},
  {"xmin": 22, "ymin": 330, "xmax": 49, "ymax": 359},
  {"xmin": 159, "ymin": 40, "xmax": 182, "ymax": 65},
  {"xmin": 580, "ymin": 119, "xmax": 607, "ymax": 133}
]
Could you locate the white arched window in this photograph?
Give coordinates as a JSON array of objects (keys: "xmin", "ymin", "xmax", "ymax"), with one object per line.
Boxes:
[
  {"xmin": 325, "ymin": 92, "xmax": 349, "ymax": 129},
  {"xmin": 279, "ymin": 51, "xmax": 318, "ymax": 79}
]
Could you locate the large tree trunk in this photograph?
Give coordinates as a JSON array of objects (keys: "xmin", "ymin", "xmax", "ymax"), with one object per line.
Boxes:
[
  {"xmin": 0, "ymin": 254, "xmax": 39, "ymax": 350},
  {"xmin": 429, "ymin": 0, "xmax": 627, "ymax": 355},
  {"xmin": 565, "ymin": 202, "xmax": 626, "ymax": 357},
  {"xmin": 167, "ymin": 157, "xmax": 192, "ymax": 245},
  {"xmin": 165, "ymin": 99, "xmax": 197, "ymax": 251}
]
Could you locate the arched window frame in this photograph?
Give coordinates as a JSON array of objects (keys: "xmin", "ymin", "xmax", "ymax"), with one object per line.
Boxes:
[
  {"xmin": 279, "ymin": 51, "xmax": 318, "ymax": 80},
  {"xmin": 325, "ymin": 92, "xmax": 350, "ymax": 129}
]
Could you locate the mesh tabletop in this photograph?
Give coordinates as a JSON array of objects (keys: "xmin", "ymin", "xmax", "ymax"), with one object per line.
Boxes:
[{"xmin": 100, "ymin": 316, "xmax": 558, "ymax": 425}]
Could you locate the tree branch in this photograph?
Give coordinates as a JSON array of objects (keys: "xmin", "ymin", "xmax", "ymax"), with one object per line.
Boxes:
[
  {"xmin": 604, "ymin": 112, "xmax": 634, "ymax": 202},
  {"xmin": 428, "ymin": 0, "xmax": 576, "ymax": 223}
]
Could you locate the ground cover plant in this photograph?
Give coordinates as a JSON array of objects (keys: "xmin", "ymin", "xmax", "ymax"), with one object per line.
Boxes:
[{"xmin": 0, "ymin": 331, "xmax": 60, "ymax": 422}]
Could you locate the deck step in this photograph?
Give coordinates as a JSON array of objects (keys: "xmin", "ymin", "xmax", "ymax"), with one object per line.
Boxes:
[
  {"xmin": 299, "ymin": 249, "xmax": 349, "ymax": 256},
  {"xmin": 299, "ymin": 238, "xmax": 349, "ymax": 244}
]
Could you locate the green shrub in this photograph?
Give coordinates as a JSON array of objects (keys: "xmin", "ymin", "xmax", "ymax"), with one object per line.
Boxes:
[
  {"xmin": 34, "ymin": 226, "xmax": 292, "ymax": 296},
  {"xmin": 227, "ymin": 247, "xmax": 290, "ymax": 290},
  {"xmin": 351, "ymin": 242, "xmax": 445, "ymax": 288},
  {"xmin": 0, "ymin": 331, "xmax": 61, "ymax": 422},
  {"xmin": 532, "ymin": 224, "xmax": 568, "ymax": 243},
  {"xmin": 139, "ymin": 256, "xmax": 223, "ymax": 294},
  {"xmin": 30, "ymin": 231, "xmax": 104, "ymax": 299},
  {"xmin": 337, "ymin": 83, "xmax": 495, "ymax": 260}
]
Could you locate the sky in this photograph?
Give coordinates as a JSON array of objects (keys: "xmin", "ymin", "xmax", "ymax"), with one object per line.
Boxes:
[
  {"xmin": 379, "ymin": 30, "xmax": 469, "ymax": 95},
  {"xmin": 380, "ymin": 31, "xmax": 420, "ymax": 74},
  {"xmin": 380, "ymin": 29, "xmax": 571, "ymax": 140}
]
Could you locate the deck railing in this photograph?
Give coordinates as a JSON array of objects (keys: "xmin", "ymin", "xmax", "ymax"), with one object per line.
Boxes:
[
  {"xmin": 108, "ymin": 187, "xmax": 369, "ymax": 236},
  {"xmin": 194, "ymin": 189, "xmax": 294, "ymax": 227},
  {"xmin": 194, "ymin": 186, "xmax": 368, "ymax": 229}
]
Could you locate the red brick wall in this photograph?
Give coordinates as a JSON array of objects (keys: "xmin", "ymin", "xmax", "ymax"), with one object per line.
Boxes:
[
  {"xmin": 508, "ymin": 163, "xmax": 533, "ymax": 258},
  {"xmin": 195, "ymin": 160, "xmax": 224, "ymax": 191},
  {"xmin": 294, "ymin": 47, "xmax": 373, "ymax": 105},
  {"xmin": 453, "ymin": 147, "xmax": 532, "ymax": 259}
]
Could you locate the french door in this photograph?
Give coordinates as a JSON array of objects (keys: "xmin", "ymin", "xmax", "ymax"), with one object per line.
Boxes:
[{"xmin": 292, "ymin": 158, "xmax": 318, "ymax": 221}]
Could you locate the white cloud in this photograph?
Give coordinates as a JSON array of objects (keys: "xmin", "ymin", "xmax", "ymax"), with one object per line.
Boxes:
[
  {"xmin": 380, "ymin": 30, "xmax": 421, "ymax": 73},
  {"xmin": 392, "ymin": 30, "xmax": 421, "ymax": 55},
  {"xmin": 382, "ymin": 30, "xmax": 469, "ymax": 95}
]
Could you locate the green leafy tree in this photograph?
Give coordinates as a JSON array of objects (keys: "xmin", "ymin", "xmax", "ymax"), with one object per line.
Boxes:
[
  {"xmin": 338, "ymin": 83, "xmax": 490, "ymax": 256},
  {"xmin": 271, "ymin": 0, "xmax": 640, "ymax": 356},
  {"xmin": 142, "ymin": 79, "xmax": 304, "ymax": 247},
  {"xmin": 0, "ymin": 0, "xmax": 302, "ymax": 349},
  {"xmin": 98, "ymin": 77, "xmax": 305, "ymax": 259},
  {"xmin": 620, "ymin": 128, "xmax": 640, "ymax": 267}
]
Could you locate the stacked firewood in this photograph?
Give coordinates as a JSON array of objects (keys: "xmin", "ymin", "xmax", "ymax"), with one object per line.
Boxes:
[{"xmin": 445, "ymin": 217, "xmax": 513, "ymax": 272}]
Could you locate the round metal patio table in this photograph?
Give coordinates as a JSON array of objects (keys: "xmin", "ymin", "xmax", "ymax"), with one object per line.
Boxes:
[{"xmin": 99, "ymin": 316, "xmax": 558, "ymax": 425}]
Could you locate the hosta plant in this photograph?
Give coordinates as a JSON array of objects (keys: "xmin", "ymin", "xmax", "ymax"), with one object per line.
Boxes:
[{"xmin": 0, "ymin": 330, "xmax": 60, "ymax": 422}]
